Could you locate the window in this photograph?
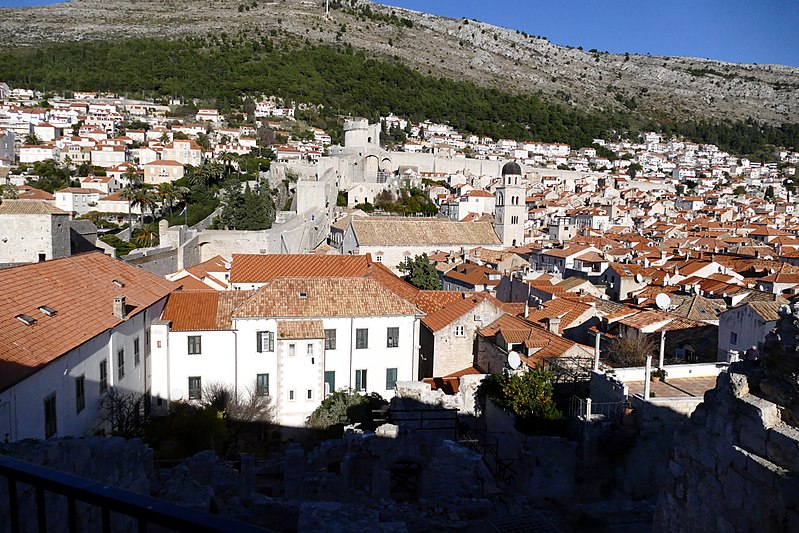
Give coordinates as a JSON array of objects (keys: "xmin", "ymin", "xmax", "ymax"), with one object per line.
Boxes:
[
  {"xmin": 288, "ymin": 343, "xmax": 296, "ymax": 356},
  {"xmin": 307, "ymin": 389, "xmax": 313, "ymax": 400},
  {"xmin": 355, "ymin": 369, "xmax": 367, "ymax": 391},
  {"xmin": 288, "ymin": 390, "xmax": 295, "ymax": 401},
  {"xmin": 145, "ymin": 328, "xmax": 151, "ymax": 355},
  {"xmin": 117, "ymin": 348, "xmax": 125, "ymax": 380},
  {"xmin": 307, "ymin": 343, "xmax": 314, "ymax": 356},
  {"xmin": 386, "ymin": 368, "xmax": 398, "ymax": 391},
  {"xmin": 44, "ymin": 394, "xmax": 57, "ymax": 438},
  {"xmin": 188, "ymin": 335, "xmax": 202, "ymax": 355},
  {"xmin": 324, "ymin": 371, "xmax": 336, "ymax": 395},
  {"xmin": 356, "ymin": 328, "xmax": 369, "ymax": 349},
  {"xmin": 387, "ymin": 327, "xmax": 399, "ymax": 348},
  {"xmin": 257, "ymin": 331, "xmax": 274, "ymax": 352},
  {"xmin": 99, "ymin": 360, "xmax": 108, "ymax": 393},
  {"xmin": 324, "ymin": 329, "xmax": 337, "ymax": 350},
  {"xmin": 75, "ymin": 375, "xmax": 85, "ymax": 414},
  {"xmin": 730, "ymin": 331, "xmax": 738, "ymax": 345},
  {"xmin": 188, "ymin": 377, "xmax": 202, "ymax": 400},
  {"xmin": 453, "ymin": 325, "xmax": 465, "ymax": 337},
  {"xmin": 376, "ymin": 255, "xmax": 383, "ymax": 263},
  {"xmin": 134, "ymin": 337, "xmax": 140, "ymax": 367},
  {"xmin": 256, "ymin": 373, "xmax": 269, "ymax": 396}
]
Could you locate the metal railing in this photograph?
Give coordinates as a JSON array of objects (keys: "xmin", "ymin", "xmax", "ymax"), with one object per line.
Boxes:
[
  {"xmin": 569, "ymin": 396, "xmax": 627, "ymax": 422},
  {"xmin": 0, "ymin": 455, "xmax": 268, "ymax": 533}
]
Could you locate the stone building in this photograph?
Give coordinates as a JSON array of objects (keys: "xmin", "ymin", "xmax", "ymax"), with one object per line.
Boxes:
[{"xmin": 0, "ymin": 199, "xmax": 70, "ymax": 267}]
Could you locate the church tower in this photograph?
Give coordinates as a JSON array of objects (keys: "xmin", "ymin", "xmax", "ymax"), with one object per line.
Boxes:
[{"xmin": 493, "ymin": 161, "xmax": 526, "ymax": 247}]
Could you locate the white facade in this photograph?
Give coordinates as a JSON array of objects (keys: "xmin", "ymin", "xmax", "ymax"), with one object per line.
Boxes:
[{"xmin": 151, "ymin": 313, "xmax": 418, "ymax": 427}]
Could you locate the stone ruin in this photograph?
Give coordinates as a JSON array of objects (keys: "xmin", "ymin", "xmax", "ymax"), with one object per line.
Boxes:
[{"xmin": 653, "ymin": 303, "xmax": 799, "ymax": 533}]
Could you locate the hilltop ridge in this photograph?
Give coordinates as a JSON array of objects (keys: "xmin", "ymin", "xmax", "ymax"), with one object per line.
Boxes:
[{"xmin": 1, "ymin": 0, "xmax": 797, "ymax": 125}]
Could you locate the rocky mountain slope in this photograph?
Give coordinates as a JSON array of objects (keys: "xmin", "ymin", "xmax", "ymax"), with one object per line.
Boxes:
[{"xmin": 1, "ymin": 0, "xmax": 798, "ymax": 125}]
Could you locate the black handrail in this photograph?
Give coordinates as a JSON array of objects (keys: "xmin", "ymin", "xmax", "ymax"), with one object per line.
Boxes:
[{"xmin": 0, "ymin": 455, "xmax": 270, "ymax": 533}]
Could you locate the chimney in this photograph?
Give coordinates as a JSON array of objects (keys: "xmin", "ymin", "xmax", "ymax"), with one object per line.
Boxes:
[
  {"xmin": 113, "ymin": 295, "xmax": 127, "ymax": 320},
  {"xmin": 545, "ymin": 316, "xmax": 561, "ymax": 333}
]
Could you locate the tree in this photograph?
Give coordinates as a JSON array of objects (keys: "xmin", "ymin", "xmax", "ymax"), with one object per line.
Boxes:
[
  {"xmin": 480, "ymin": 368, "xmax": 561, "ymax": 432},
  {"xmin": 606, "ymin": 334, "xmax": 656, "ymax": 367},
  {"xmin": 23, "ymin": 133, "xmax": 42, "ymax": 145},
  {"xmin": 119, "ymin": 186, "xmax": 137, "ymax": 229},
  {"xmin": 397, "ymin": 253, "xmax": 441, "ymax": 290},
  {"xmin": 306, "ymin": 389, "xmax": 386, "ymax": 432},
  {"xmin": 99, "ymin": 390, "xmax": 148, "ymax": 438},
  {"xmin": 764, "ymin": 185, "xmax": 775, "ymax": 200},
  {"xmin": 627, "ymin": 162, "xmax": 643, "ymax": 178},
  {"xmin": 733, "ymin": 185, "xmax": 747, "ymax": 196}
]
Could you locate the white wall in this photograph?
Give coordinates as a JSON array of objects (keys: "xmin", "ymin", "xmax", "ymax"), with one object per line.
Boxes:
[
  {"xmin": 157, "ymin": 314, "xmax": 419, "ymax": 427},
  {"xmin": 0, "ymin": 301, "xmax": 164, "ymax": 441}
]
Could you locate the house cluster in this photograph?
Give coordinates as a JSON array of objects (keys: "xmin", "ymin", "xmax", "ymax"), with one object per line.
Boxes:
[{"xmin": 1, "ymin": 83, "xmax": 798, "ymax": 449}]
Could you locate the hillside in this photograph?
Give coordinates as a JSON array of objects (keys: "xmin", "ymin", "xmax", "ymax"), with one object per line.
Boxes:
[{"xmin": 0, "ymin": 0, "xmax": 798, "ymax": 126}]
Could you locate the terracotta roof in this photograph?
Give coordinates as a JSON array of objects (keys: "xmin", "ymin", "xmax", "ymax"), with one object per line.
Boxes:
[
  {"xmin": 232, "ymin": 278, "xmax": 422, "ymax": 318},
  {"xmin": 229, "ymin": 254, "xmax": 372, "ymax": 283},
  {"xmin": 479, "ymin": 314, "xmax": 587, "ymax": 363},
  {"xmin": 277, "ymin": 320, "xmax": 325, "ymax": 340},
  {"xmin": 0, "ymin": 199, "xmax": 67, "ymax": 215},
  {"xmin": 186, "ymin": 255, "xmax": 228, "ymax": 280},
  {"xmin": 350, "ymin": 218, "xmax": 501, "ymax": 246},
  {"xmin": 0, "ymin": 253, "xmax": 179, "ymax": 391},
  {"xmin": 162, "ymin": 291, "xmax": 252, "ymax": 331},
  {"xmin": 173, "ymin": 275, "xmax": 216, "ymax": 291},
  {"xmin": 416, "ymin": 291, "xmax": 489, "ymax": 332},
  {"xmin": 442, "ymin": 263, "xmax": 501, "ymax": 287},
  {"xmin": 16, "ymin": 186, "xmax": 54, "ymax": 201}
]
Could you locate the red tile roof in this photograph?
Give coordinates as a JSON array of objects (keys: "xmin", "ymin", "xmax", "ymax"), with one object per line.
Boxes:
[{"xmin": 0, "ymin": 253, "xmax": 179, "ymax": 391}]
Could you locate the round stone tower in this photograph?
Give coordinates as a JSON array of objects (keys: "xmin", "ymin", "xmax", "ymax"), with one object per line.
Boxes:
[{"xmin": 343, "ymin": 117, "xmax": 370, "ymax": 148}]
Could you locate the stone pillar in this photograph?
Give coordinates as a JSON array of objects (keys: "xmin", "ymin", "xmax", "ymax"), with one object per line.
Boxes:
[
  {"xmin": 659, "ymin": 330, "xmax": 666, "ymax": 368},
  {"xmin": 593, "ymin": 332, "xmax": 601, "ymax": 371},
  {"xmin": 644, "ymin": 355, "xmax": 652, "ymax": 400},
  {"xmin": 585, "ymin": 398, "xmax": 592, "ymax": 420}
]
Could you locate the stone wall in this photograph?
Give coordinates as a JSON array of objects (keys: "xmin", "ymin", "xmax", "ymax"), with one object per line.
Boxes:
[
  {"xmin": 653, "ymin": 367, "xmax": 799, "ymax": 533},
  {"xmin": 0, "ymin": 437, "xmax": 152, "ymax": 533}
]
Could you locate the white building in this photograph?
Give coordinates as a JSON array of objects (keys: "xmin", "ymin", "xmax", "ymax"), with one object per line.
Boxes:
[
  {"xmin": 54, "ymin": 188, "xmax": 103, "ymax": 215},
  {"xmin": 154, "ymin": 276, "xmax": 422, "ymax": 427},
  {"xmin": 0, "ymin": 252, "xmax": 178, "ymax": 441}
]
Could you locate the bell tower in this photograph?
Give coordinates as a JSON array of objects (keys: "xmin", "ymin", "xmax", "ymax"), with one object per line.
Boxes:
[{"xmin": 493, "ymin": 161, "xmax": 526, "ymax": 247}]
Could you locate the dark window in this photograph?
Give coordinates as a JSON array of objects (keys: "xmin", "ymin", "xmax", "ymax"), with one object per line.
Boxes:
[
  {"xmin": 355, "ymin": 369, "xmax": 367, "ymax": 391},
  {"xmin": 38, "ymin": 253, "xmax": 46, "ymax": 262},
  {"xmin": 44, "ymin": 394, "xmax": 57, "ymax": 438},
  {"xmin": 145, "ymin": 328, "xmax": 151, "ymax": 355},
  {"xmin": 387, "ymin": 327, "xmax": 399, "ymax": 348},
  {"xmin": 730, "ymin": 331, "xmax": 738, "ymax": 345},
  {"xmin": 117, "ymin": 348, "xmax": 125, "ymax": 380},
  {"xmin": 134, "ymin": 337, "xmax": 140, "ymax": 367},
  {"xmin": 325, "ymin": 329, "xmax": 337, "ymax": 350},
  {"xmin": 356, "ymin": 328, "xmax": 368, "ymax": 349},
  {"xmin": 256, "ymin": 373, "xmax": 269, "ymax": 396},
  {"xmin": 386, "ymin": 368, "xmax": 398, "ymax": 390},
  {"xmin": 256, "ymin": 331, "xmax": 274, "ymax": 352},
  {"xmin": 188, "ymin": 335, "xmax": 202, "ymax": 355},
  {"xmin": 324, "ymin": 371, "xmax": 335, "ymax": 395},
  {"xmin": 306, "ymin": 389, "xmax": 313, "ymax": 400},
  {"xmin": 188, "ymin": 377, "xmax": 202, "ymax": 400},
  {"xmin": 75, "ymin": 375, "xmax": 85, "ymax": 414},
  {"xmin": 99, "ymin": 360, "xmax": 108, "ymax": 393}
]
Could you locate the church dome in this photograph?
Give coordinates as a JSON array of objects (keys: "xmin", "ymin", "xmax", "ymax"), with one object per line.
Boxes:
[{"xmin": 501, "ymin": 161, "xmax": 522, "ymax": 176}]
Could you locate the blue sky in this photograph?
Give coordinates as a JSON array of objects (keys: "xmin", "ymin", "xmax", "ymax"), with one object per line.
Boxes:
[{"xmin": 2, "ymin": 0, "xmax": 797, "ymax": 66}]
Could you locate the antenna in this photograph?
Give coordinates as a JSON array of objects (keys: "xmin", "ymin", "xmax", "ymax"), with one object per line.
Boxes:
[
  {"xmin": 325, "ymin": 0, "xmax": 329, "ymax": 16},
  {"xmin": 507, "ymin": 351, "xmax": 522, "ymax": 370},
  {"xmin": 655, "ymin": 293, "xmax": 671, "ymax": 310}
]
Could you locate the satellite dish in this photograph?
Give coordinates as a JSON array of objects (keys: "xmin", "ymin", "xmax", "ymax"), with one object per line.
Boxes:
[
  {"xmin": 172, "ymin": 389, "xmax": 184, "ymax": 401},
  {"xmin": 507, "ymin": 351, "xmax": 522, "ymax": 370},
  {"xmin": 655, "ymin": 293, "xmax": 672, "ymax": 310},
  {"xmin": 635, "ymin": 273, "xmax": 644, "ymax": 283}
]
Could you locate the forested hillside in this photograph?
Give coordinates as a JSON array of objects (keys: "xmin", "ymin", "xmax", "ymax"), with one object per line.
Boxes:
[{"xmin": 1, "ymin": 34, "xmax": 797, "ymax": 154}]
